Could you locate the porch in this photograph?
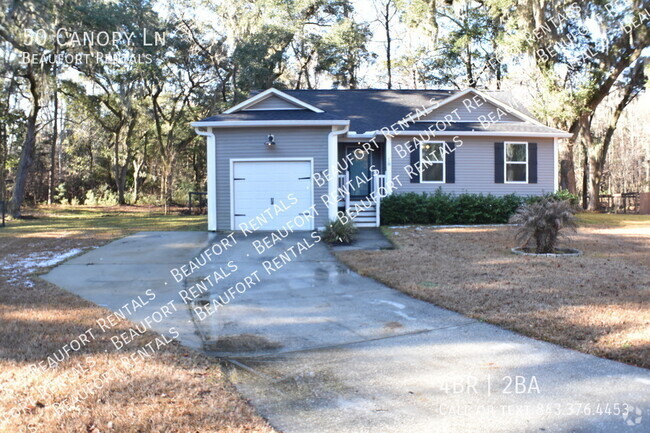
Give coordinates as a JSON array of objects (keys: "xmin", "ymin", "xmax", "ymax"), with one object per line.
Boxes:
[{"xmin": 336, "ymin": 140, "xmax": 389, "ymax": 228}]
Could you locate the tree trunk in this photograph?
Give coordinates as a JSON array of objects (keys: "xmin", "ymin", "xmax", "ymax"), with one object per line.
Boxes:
[
  {"xmin": 9, "ymin": 68, "xmax": 40, "ymax": 218},
  {"xmin": 586, "ymin": 58, "xmax": 644, "ymax": 210},
  {"xmin": 587, "ymin": 153, "xmax": 602, "ymax": 211},
  {"xmin": 0, "ymin": 120, "xmax": 7, "ymax": 209},
  {"xmin": 384, "ymin": 1, "xmax": 392, "ymax": 90},
  {"xmin": 48, "ymin": 41, "xmax": 59, "ymax": 204},
  {"xmin": 132, "ymin": 159, "xmax": 143, "ymax": 204},
  {"xmin": 559, "ymin": 141, "xmax": 577, "ymax": 193},
  {"xmin": 48, "ymin": 78, "xmax": 58, "ymax": 204},
  {"xmin": 581, "ymin": 143, "xmax": 589, "ymax": 209}
]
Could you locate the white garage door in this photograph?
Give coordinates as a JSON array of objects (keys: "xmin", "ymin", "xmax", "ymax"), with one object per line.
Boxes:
[{"xmin": 232, "ymin": 160, "xmax": 313, "ymax": 231}]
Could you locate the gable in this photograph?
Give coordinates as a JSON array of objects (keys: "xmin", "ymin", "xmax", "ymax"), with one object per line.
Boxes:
[
  {"xmin": 417, "ymin": 96, "xmax": 521, "ymax": 123},
  {"xmin": 224, "ymin": 88, "xmax": 324, "ymax": 114},
  {"xmin": 243, "ymin": 94, "xmax": 306, "ymax": 111}
]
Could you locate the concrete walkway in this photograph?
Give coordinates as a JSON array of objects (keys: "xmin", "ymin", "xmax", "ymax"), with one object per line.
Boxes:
[{"xmin": 44, "ymin": 231, "xmax": 650, "ymax": 433}]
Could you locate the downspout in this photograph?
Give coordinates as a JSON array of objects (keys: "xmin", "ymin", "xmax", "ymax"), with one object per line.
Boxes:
[
  {"xmin": 195, "ymin": 127, "xmax": 217, "ymax": 231},
  {"xmin": 327, "ymin": 124, "xmax": 350, "ymax": 222},
  {"xmin": 553, "ymin": 137, "xmax": 559, "ymax": 192}
]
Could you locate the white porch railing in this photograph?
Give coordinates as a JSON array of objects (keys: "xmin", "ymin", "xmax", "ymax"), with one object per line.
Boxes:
[
  {"xmin": 373, "ymin": 174, "xmax": 386, "ymax": 226},
  {"xmin": 338, "ymin": 172, "xmax": 350, "ymax": 212},
  {"xmin": 338, "ymin": 172, "xmax": 387, "ymax": 227}
]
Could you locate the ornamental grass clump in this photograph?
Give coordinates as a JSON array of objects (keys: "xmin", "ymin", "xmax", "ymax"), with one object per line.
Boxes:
[
  {"xmin": 322, "ymin": 218, "xmax": 358, "ymax": 244},
  {"xmin": 509, "ymin": 198, "xmax": 577, "ymax": 254}
]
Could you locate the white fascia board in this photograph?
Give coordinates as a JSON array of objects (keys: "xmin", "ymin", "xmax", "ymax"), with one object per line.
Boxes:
[
  {"xmin": 346, "ymin": 131, "xmax": 377, "ymax": 138},
  {"xmin": 191, "ymin": 120, "xmax": 349, "ymax": 128},
  {"xmin": 223, "ymin": 88, "xmax": 324, "ymax": 114},
  {"xmin": 392, "ymin": 130, "xmax": 573, "ymax": 138}
]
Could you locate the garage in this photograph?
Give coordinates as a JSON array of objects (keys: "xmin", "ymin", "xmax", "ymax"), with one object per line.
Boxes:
[{"xmin": 231, "ymin": 159, "xmax": 314, "ymax": 231}]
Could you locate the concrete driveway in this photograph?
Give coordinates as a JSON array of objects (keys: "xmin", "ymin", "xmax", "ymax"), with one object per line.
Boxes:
[{"xmin": 44, "ymin": 231, "xmax": 650, "ymax": 433}]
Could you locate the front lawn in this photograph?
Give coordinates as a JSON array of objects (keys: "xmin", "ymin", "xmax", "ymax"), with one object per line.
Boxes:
[
  {"xmin": 337, "ymin": 213, "xmax": 650, "ymax": 368},
  {"xmin": 0, "ymin": 206, "xmax": 275, "ymax": 433}
]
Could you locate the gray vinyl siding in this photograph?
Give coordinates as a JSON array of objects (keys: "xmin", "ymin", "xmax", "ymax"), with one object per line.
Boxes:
[
  {"xmin": 245, "ymin": 95, "xmax": 302, "ymax": 110},
  {"xmin": 213, "ymin": 127, "xmax": 330, "ymax": 230},
  {"xmin": 391, "ymin": 136, "xmax": 555, "ymax": 196},
  {"xmin": 419, "ymin": 98, "xmax": 520, "ymax": 122}
]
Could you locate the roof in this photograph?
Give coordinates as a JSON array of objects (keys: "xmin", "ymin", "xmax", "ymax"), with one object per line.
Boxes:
[
  {"xmin": 403, "ymin": 121, "xmax": 566, "ymax": 136},
  {"xmin": 199, "ymin": 109, "xmax": 341, "ymax": 122},
  {"xmin": 282, "ymin": 90, "xmax": 457, "ymax": 132},
  {"xmin": 195, "ymin": 88, "xmax": 569, "ymax": 137}
]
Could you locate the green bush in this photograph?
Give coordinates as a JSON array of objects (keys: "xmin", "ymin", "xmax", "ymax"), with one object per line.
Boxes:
[
  {"xmin": 54, "ymin": 183, "xmax": 68, "ymax": 204},
  {"xmin": 321, "ymin": 218, "xmax": 358, "ymax": 244},
  {"xmin": 84, "ymin": 185, "xmax": 119, "ymax": 206},
  {"xmin": 527, "ymin": 189, "xmax": 580, "ymax": 206},
  {"xmin": 380, "ymin": 190, "xmax": 527, "ymax": 225}
]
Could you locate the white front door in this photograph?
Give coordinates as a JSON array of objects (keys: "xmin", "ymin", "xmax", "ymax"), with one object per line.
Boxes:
[{"xmin": 232, "ymin": 160, "xmax": 313, "ymax": 231}]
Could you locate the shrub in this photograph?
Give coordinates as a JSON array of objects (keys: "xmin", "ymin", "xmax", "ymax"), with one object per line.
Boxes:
[
  {"xmin": 84, "ymin": 185, "xmax": 119, "ymax": 206},
  {"xmin": 509, "ymin": 198, "xmax": 577, "ymax": 253},
  {"xmin": 380, "ymin": 190, "xmax": 525, "ymax": 225},
  {"xmin": 321, "ymin": 218, "xmax": 358, "ymax": 244},
  {"xmin": 527, "ymin": 189, "xmax": 580, "ymax": 206},
  {"xmin": 84, "ymin": 190, "xmax": 98, "ymax": 206},
  {"xmin": 54, "ymin": 183, "xmax": 68, "ymax": 204}
]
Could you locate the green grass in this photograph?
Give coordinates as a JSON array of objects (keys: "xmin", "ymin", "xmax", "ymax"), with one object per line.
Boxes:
[
  {"xmin": 576, "ymin": 212, "xmax": 650, "ymax": 227},
  {"xmin": 0, "ymin": 205, "xmax": 207, "ymax": 238}
]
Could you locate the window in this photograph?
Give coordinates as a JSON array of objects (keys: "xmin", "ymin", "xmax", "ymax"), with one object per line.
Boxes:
[
  {"xmin": 420, "ymin": 141, "xmax": 446, "ymax": 183},
  {"xmin": 505, "ymin": 142, "xmax": 528, "ymax": 183}
]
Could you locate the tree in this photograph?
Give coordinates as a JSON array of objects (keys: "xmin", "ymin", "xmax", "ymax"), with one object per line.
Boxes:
[
  {"xmin": 500, "ymin": 0, "xmax": 650, "ymax": 208},
  {"xmin": 0, "ymin": 0, "xmax": 60, "ymax": 216},
  {"xmin": 144, "ymin": 14, "xmax": 217, "ymax": 206},
  {"xmin": 397, "ymin": 0, "xmax": 505, "ymax": 89},
  {"xmin": 316, "ymin": 17, "xmax": 375, "ymax": 88},
  {"xmin": 374, "ymin": 0, "xmax": 399, "ymax": 89}
]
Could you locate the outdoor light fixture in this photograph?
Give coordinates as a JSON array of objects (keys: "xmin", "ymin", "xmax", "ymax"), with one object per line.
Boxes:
[{"xmin": 265, "ymin": 134, "xmax": 275, "ymax": 146}]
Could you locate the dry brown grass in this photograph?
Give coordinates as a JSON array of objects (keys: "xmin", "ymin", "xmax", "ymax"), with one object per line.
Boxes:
[
  {"xmin": 337, "ymin": 214, "xmax": 650, "ymax": 369},
  {"xmin": 0, "ymin": 206, "xmax": 275, "ymax": 433}
]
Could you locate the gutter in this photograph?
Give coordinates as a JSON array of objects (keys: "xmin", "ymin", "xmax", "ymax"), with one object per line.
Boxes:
[
  {"xmin": 194, "ymin": 127, "xmax": 217, "ymax": 231},
  {"xmin": 327, "ymin": 124, "xmax": 350, "ymax": 222},
  {"xmin": 190, "ymin": 120, "xmax": 350, "ymax": 128},
  {"xmin": 389, "ymin": 130, "xmax": 573, "ymax": 138}
]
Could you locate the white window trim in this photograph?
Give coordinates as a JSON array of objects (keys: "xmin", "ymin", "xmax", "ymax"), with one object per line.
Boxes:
[
  {"xmin": 504, "ymin": 141, "xmax": 528, "ymax": 184},
  {"xmin": 419, "ymin": 140, "xmax": 446, "ymax": 183}
]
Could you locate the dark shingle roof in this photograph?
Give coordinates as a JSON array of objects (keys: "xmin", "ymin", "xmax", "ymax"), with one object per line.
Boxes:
[
  {"xmin": 406, "ymin": 121, "xmax": 565, "ymax": 135},
  {"xmin": 282, "ymin": 89, "xmax": 455, "ymax": 132},
  {"xmin": 197, "ymin": 89, "xmax": 566, "ymax": 135}
]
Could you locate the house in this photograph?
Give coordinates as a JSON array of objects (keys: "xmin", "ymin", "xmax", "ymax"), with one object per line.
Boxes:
[{"xmin": 192, "ymin": 88, "xmax": 571, "ymax": 231}]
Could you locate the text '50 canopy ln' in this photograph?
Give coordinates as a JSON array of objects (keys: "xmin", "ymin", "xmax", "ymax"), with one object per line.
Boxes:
[{"xmin": 192, "ymin": 87, "xmax": 571, "ymax": 232}]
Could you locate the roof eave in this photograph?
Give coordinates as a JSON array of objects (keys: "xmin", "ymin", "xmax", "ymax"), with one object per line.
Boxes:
[
  {"xmin": 390, "ymin": 130, "xmax": 573, "ymax": 138},
  {"xmin": 191, "ymin": 119, "xmax": 350, "ymax": 128}
]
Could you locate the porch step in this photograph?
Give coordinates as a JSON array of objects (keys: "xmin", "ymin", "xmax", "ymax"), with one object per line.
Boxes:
[
  {"xmin": 349, "ymin": 213, "xmax": 377, "ymax": 228},
  {"xmin": 344, "ymin": 200, "xmax": 378, "ymax": 227}
]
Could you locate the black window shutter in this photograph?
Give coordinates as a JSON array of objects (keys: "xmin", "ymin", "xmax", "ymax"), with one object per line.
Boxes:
[
  {"xmin": 528, "ymin": 142, "xmax": 538, "ymax": 184},
  {"xmin": 409, "ymin": 141, "xmax": 420, "ymax": 183},
  {"xmin": 445, "ymin": 141, "xmax": 456, "ymax": 183},
  {"xmin": 494, "ymin": 142, "xmax": 504, "ymax": 183}
]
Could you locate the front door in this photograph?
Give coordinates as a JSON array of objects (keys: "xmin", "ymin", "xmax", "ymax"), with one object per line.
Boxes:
[{"xmin": 346, "ymin": 145, "xmax": 371, "ymax": 198}]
